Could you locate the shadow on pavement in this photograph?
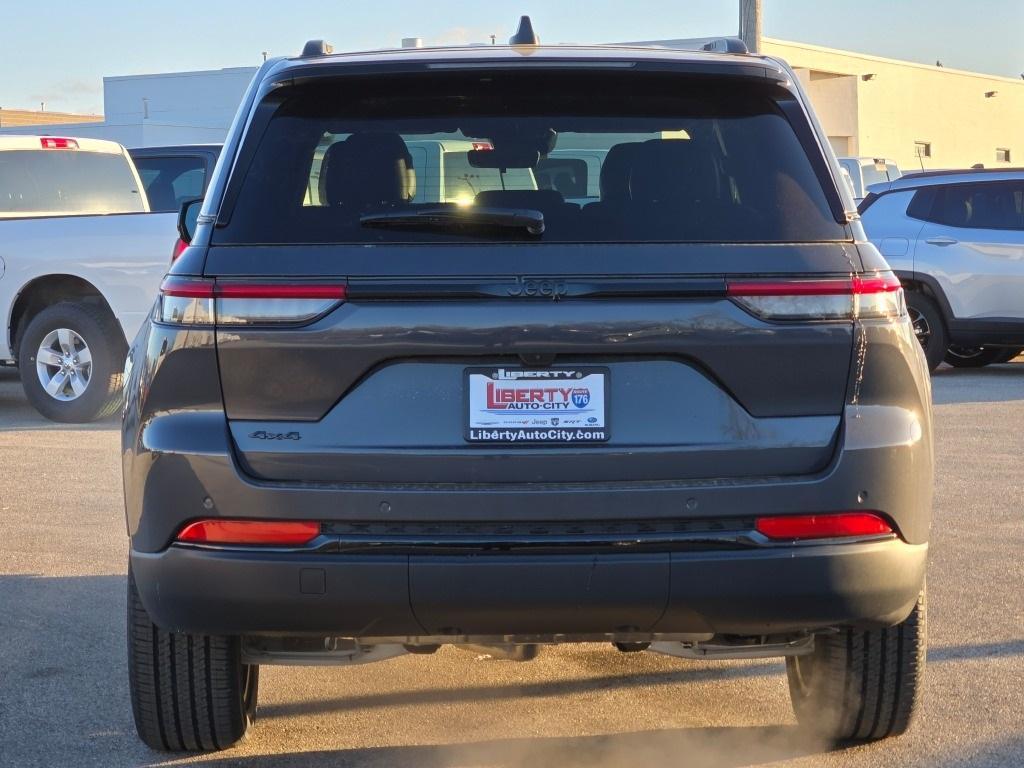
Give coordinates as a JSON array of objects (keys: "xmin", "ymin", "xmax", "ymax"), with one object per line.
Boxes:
[
  {"xmin": 931, "ymin": 361, "xmax": 1024, "ymax": 405},
  {"xmin": 0, "ymin": 367, "xmax": 118, "ymax": 432},
  {"xmin": 256, "ymin": 660, "xmax": 779, "ymax": 720},
  {"xmin": 2, "ymin": 573, "xmax": 1022, "ymax": 768},
  {"xmin": 930, "ymin": 639, "xmax": 1024, "ymax": 662},
  {"xmin": 167, "ymin": 726, "xmax": 834, "ymax": 768}
]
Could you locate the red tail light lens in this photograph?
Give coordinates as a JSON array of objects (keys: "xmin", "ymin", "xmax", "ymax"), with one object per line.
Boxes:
[
  {"xmin": 177, "ymin": 519, "xmax": 321, "ymax": 546},
  {"xmin": 157, "ymin": 277, "xmax": 215, "ymax": 325},
  {"xmin": 727, "ymin": 272, "xmax": 905, "ymax": 320},
  {"xmin": 171, "ymin": 238, "xmax": 188, "ymax": 262},
  {"xmin": 755, "ymin": 512, "xmax": 894, "ymax": 540},
  {"xmin": 157, "ymin": 277, "xmax": 346, "ymax": 326},
  {"xmin": 39, "ymin": 137, "xmax": 79, "ymax": 149}
]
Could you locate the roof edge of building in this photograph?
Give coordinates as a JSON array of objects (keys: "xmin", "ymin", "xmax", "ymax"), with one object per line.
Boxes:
[
  {"xmin": 103, "ymin": 66, "xmax": 259, "ymax": 83},
  {"xmin": 763, "ymin": 36, "xmax": 1024, "ymax": 86}
]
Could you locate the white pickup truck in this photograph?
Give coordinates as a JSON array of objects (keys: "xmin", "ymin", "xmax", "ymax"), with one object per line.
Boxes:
[{"xmin": 0, "ymin": 135, "xmax": 178, "ymax": 421}]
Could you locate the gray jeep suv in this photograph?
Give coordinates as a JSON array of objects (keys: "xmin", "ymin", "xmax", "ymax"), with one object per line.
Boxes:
[{"xmin": 122, "ymin": 24, "xmax": 932, "ymax": 752}]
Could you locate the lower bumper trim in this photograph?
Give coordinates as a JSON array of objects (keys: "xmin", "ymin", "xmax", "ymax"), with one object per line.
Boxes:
[{"xmin": 130, "ymin": 538, "xmax": 927, "ymax": 638}]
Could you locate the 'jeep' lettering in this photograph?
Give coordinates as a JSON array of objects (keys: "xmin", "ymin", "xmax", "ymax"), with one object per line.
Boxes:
[{"xmin": 507, "ymin": 276, "xmax": 568, "ymax": 299}]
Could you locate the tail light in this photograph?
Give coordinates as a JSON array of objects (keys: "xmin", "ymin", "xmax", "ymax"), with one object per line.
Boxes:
[
  {"xmin": 40, "ymin": 137, "xmax": 79, "ymax": 149},
  {"xmin": 171, "ymin": 238, "xmax": 188, "ymax": 262},
  {"xmin": 727, "ymin": 272, "xmax": 905, "ymax": 321},
  {"xmin": 177, "ymin": 519, "xmax": 321, "ymax": 546},
  {"xmin": 755, "ymin": 512, "xmax": 894, "ymax": 540},
  {"xmin": 157, "ymin": 277, "xmax": 346, "ymax": 326}
]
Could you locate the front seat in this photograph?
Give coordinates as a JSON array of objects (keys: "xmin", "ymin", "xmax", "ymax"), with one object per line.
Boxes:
[
  {"xmin": 320, "ymin": 132, "xmax": 417, "ymax": 212},
  {"xmin": 581, "ymin": 142, "xmax": 641, "ymax": 237}
]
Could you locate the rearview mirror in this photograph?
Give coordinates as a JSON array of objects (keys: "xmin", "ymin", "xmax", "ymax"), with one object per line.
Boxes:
[{"xmin": 177, "ymin": 198, "xmax": 203, "ymax": 244}]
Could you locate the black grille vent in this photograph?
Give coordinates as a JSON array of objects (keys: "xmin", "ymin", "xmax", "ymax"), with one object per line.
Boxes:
[{"xmin": 321, "ymin": 518, "xmax": 755, "ymax": 538}]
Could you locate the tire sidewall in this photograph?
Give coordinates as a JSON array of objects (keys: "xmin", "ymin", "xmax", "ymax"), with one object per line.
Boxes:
[
  {"xmin": 905, "ymin": 292, "xmax": 947, "ymax": 372},
  {"xmin": 945, "ymin": 345, "xmax": 1010, "ymax": 368},
  {"xmin": 17, "ymin": 303, "xmax": 123, "ymax": 423}
]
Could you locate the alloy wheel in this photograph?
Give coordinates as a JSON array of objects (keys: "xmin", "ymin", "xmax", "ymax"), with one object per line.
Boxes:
[
  {"xmin": 35, "ymin": 328, "xmax": 92, "ymax": 401},
  {"xmin": 907, "ymin": 306, "xmax": 930, "ymax": 348}
]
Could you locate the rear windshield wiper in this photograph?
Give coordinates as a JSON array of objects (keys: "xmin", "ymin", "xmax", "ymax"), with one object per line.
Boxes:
[{"xmin": 361, "ymin": 205, "xmax": 544, "ymax": 236}]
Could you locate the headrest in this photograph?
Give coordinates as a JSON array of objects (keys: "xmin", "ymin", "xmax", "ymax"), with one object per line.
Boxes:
[
  {"xmin": 629, "ymin": 139, "xmax": 716, "ymax": 205},
  {"xmin": 474, "ymin": 189, "xmax": 566, "ymax": 209},
  {"xmin": 599, "ymin": 142, "xmax": 641, "ymax": 203},
  {"xmin": 322, "ymin": 132, "xmax": 416, "ymax": 208}
]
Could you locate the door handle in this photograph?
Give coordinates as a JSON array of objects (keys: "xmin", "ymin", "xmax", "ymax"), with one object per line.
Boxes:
[{"xmin": 925, "ymin": 236, "xmax": 958, "ymax": 246}]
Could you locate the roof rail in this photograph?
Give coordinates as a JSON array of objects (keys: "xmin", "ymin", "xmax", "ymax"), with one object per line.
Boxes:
[
  {"xmin": 700, "ymin": 37, "xmax": 749, "ymax": 54},
  {"xmin": 301, "ymin": 39, "xmax": 334, "ymax": 57},
  {"xmin": 617, "ymin": 37, "xmax": 749, "ymax": 55}
]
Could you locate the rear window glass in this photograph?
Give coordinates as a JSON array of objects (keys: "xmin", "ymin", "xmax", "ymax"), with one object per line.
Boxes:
[
  {"xmin": 860, "ymin": 165, "xmax": 889, "ymax": 188},
  {"xmin": 217, "ymin": 71, "xmax": 845, "ymax": 244},
  {"xmin": 133, "ymin": 155, "xmax": 207, "ymax": 212},
  {"xmin": 536, "ymin": 156, "xmax": 589, "ymax": 199},
  {"xmin": 0, "ymin": 150, "xmax": 146, "ymax": 215}
]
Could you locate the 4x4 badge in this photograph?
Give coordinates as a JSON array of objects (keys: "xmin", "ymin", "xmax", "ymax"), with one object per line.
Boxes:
[{"xmin": 249, "ymin": 430, "xmax": 301, "ymax": 441}]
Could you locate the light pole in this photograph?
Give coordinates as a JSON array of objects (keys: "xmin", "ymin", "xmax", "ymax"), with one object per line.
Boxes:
[{"xmin": 739, "ymin": 0, "xmax": 763, "ymax": 53}]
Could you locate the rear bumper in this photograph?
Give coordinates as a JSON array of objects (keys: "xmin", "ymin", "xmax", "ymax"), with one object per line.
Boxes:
[{"xmin": 131, "ymin": 538, "xmax": 927, "ymax": 638}]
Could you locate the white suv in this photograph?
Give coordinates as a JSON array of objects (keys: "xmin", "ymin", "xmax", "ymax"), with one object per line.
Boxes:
[{"xmin": 859, "ymin": 169, "xmax": 1024, "ymax": 369}]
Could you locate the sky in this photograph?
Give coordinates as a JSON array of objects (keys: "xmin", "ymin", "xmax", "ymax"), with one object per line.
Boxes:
[{"xmin": 2, "ymin": 0, "xmax": 1023, "ymax": 115}]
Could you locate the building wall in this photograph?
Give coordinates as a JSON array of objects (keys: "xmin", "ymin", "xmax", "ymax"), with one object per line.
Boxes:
[
  {"xmin": 101, "ymin": 67, "xmax": 257, "ymax": 147},
  {"xmin": 763, "ymin": 38, "xmax": 1024, "ymax": 170},
  {"xmin": 0, "ymin": 67, "xmax": 256, "ymax": 147},
  {"xmin": 2, "ymin": 42, "xmax": 1021, "ymax": 168}
]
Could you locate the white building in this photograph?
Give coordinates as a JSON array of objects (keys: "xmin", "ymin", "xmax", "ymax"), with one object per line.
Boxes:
[
  {"xmin": 6, "ymin": 39, "xmax": 1023, "ymax": 168},
  {"xmin": 0, "ymin": 67, "xmax": 256, "ymax": 147}
]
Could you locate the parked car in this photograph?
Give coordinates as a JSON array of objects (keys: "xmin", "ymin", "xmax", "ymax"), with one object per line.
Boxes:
[
  {"xmin": 0, "ymin": 135, "xmax": 180, "ymax": 421},
  {"xmin": 859, "ymin": 168, "xmax": 1024, "ymax": 369},
  {"xmin": 839, "ymin": 156, "xmax": 902, "ymax": 201},
  {"xmin": 123, "ymin": 25, "xmax": 932, "ymax": 752},
  {"xmin": 128, "ymin": 144, "xmax": 221, "ymax": 213}
]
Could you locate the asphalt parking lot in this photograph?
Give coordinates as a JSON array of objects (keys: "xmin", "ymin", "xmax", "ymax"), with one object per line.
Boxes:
[{"xmin": 1, "ymin": 361, "xmax": 1022, "ymax": 768}]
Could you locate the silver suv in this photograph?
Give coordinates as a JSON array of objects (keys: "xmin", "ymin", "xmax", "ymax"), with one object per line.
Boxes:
[{"xmin": 860, "ymin": 169, "xmax": 1024, "ymax": 369}]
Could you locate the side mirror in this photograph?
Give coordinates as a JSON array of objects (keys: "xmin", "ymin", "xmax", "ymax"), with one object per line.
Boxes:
[{"xmin": 177, "ymin": 198, "xmax": 203, "ymax": 244}]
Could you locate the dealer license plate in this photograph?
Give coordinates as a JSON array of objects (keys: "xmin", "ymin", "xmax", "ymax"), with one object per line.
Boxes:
[{"xmin": 464, "ymin": 366, "xmax": 609, "ymax": 444}]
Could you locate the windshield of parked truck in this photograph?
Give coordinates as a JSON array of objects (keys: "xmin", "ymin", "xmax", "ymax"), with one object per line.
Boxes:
[
  {"xmin": 218, "ymin": 70, "xmax": 846, "ymax": 244},
  {"xmin": 0, "ymin": 150, "xmax": 147, "ymax": 216}
]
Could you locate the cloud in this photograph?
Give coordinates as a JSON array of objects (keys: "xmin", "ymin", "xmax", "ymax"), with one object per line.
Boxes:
[
  {"xmin": 28, "ymin": 78, "xmax": 103, "ymax": 114},
  {"xmin": 430, "ymin": 26, "xmax": 496, "ymax": 46}
]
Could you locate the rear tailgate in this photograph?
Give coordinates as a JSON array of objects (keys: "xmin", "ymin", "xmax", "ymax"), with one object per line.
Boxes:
[
  {"xmin": 202, "ymin": 63, "xmax": 857, "ymax": 487},
  {"xmin": 209, "ymin": 243, "xmax": 857, "ymax": 484}
]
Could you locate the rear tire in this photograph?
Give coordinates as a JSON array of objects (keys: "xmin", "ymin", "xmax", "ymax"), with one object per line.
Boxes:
[
  {"xmin": 17, "ymin": 302, "xmax": 126, "ymax": 422},
  {"xmin": 128, "ymin": 569, "xmax": 259, "ymax": 752},
  {"xmin": 905, "ymin": 292, "xmax": 947, "ymax": 372},
  {"xmin": 945, "ymin": 346, "xmax": 1021, "ymax": 367},
  {"xmin": 786, "ymin": 590, "xmax": 926, "ymax": 742}
]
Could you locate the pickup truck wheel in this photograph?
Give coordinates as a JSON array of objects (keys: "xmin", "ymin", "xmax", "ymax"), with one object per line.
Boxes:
[
  {"xmin": 17, "ymin": 302, "xmax": 126, "ymax": 422},
  {"xmin": 786, "ymin": 590, "xmax": 925, "ymax": 742},
  {"xmin": 905, "ymin": 292, "xmax": 947, "ymax": 372},
  {"xmin": 128, "ymin": 569, "xmax": 258, "ymax": 752}
]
